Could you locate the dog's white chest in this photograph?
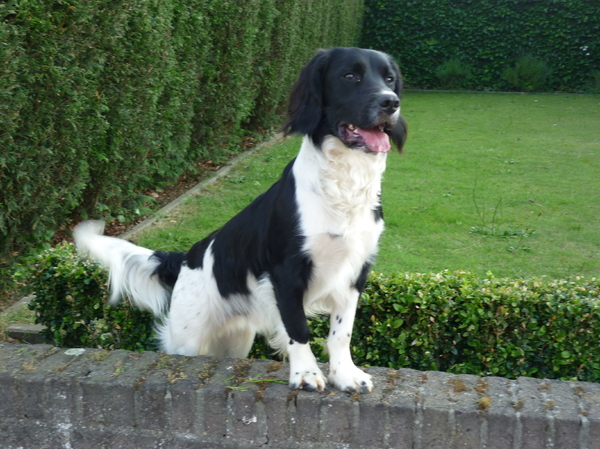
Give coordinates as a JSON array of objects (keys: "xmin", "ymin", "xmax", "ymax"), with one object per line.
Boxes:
[{"xmin": 292, "ymin": 136, "xmax": 386, "ymax": 302}]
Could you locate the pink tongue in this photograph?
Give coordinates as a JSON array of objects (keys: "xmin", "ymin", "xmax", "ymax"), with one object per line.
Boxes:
[{"xmin": 356, "ymin": 127, "xmax": 391, "ymax": 153}]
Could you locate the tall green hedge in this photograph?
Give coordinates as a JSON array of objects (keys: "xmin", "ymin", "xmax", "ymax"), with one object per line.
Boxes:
[
  {"xmin": 360, "ymin": 0, "xmax": 600, "ymax": 92},
  {"xmin": 0, "ymin": 0, "xmax": 363, "ymax": 258}
]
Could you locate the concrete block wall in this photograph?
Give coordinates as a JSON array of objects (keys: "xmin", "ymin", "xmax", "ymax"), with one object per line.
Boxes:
[{"xmin": 1, "ymin": 343, "xmax": 599, "ymax": 449}]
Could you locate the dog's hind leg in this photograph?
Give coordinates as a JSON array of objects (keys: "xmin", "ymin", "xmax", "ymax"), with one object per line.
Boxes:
[
  {"xmin": 208, "ymin": 321, "xmax": 256, "ymax": 359},
  {"xmin": 157, "ymin": 311, "xmax": 208, "ymax": 356},
  {"xmin": 156, "ymin": 265, "xmax": 222, "ymax": 356}
]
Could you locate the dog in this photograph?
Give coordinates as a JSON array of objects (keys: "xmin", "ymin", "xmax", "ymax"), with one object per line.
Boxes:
[{"xmin": 75, "ymin": 47, "xmax": 406, "ymax": 393}]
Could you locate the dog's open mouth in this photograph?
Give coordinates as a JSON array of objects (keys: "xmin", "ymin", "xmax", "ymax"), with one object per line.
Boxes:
[{"xmin": 339, "ymin": 124, "xmax": 391, "ymax": 153}]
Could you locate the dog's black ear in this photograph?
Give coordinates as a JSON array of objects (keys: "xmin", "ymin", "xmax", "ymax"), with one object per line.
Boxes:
[
  {"xmin": 390, "ymin": 115, "xmax": 407, "ymax": 154},
  {"xmin": 283, "ymin": 50, "xmax": 329, "ymax": 137},
  {"xmin": 388, "ymin": 56, "xmax": 407, "ymax": 153},
  {"xmin": 389, "ymin": 57, "xmax": 403, "ymax": 98}
]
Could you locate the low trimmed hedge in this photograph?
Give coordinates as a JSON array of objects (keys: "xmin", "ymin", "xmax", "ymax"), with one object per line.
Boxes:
[
  {"xmin": 15, "ymin": 244, "xmax": 600, "ymax": 382},
  {"xmin": 14, "ymin": 243, "xmax": 156, "ymax": 351},
  {"xmin": 355, "ymin": 272, "xmax": 600, "ymax": 382}
]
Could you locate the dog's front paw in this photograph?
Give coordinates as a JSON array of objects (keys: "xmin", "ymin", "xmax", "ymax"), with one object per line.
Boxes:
[
  {"xmin": 329, "ymin": 365, "xmax": 373, "ymax": 394},
  {"xmin": 289, "ymin": 368, "xmax": 327, "ymax": 392}
]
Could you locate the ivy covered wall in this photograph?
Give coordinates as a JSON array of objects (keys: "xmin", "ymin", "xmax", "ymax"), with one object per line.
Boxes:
[{"xmin": 361, "ymin": 0, "xmax": 600, "ymax": 91}]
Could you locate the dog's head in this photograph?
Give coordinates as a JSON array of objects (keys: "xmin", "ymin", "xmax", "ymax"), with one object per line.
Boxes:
[{"xmin": 283, "ymin": 47, "xmax": 407, "ymax": 154}]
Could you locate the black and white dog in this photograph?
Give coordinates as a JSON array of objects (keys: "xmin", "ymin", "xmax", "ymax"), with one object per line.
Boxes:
[{"xmin": 75, "ymin": 47, "xmax": 406, "ymax": 393}]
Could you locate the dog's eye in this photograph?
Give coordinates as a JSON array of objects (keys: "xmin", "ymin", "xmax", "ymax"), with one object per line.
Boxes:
[
  {"xmin": 385, "ymin": 75, "xmax": 395, "ymax": 85},
  {"xmin": 344, "ymin": 73, "xmax": 361, "ymax": 82}
]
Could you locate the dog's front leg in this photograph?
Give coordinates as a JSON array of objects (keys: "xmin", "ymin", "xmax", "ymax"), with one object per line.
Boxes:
[
  {"xmin": 327, "ymin": 289, "xmax": 373, "ymax": 393},
  {"xmin": 271, "ymin": 269, "xmax": 327, "ymax": 392},
  {"xmin": 286, "ymin": 338, "xmax": 326, "ymax": 392}
]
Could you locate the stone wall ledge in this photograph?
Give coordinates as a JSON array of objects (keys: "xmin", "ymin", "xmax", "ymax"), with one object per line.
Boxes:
[{"xmin": 1, "ymin": 343, "xmax": 599, "ymax": 449}]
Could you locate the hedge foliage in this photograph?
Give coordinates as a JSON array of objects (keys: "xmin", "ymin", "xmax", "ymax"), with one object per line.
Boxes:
[
  {"xmin": 360, "ymin": 0, "xmax": 600, "ymax": 92},
  {"xmin": 16, "ymin": 244, "xmax": 600, "ymax": 382},
  {"xmin": 354, "ymin": 272, "xmax": 600, "ymax": 382},
  {"xmin": 0, "ymin": 0, "xmax": 363, "ymax": 258}
]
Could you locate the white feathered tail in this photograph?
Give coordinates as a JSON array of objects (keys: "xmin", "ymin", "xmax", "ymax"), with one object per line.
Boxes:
[{"xmin": 74, "ymin": 220, "xmax": 170, "ymax": 318}]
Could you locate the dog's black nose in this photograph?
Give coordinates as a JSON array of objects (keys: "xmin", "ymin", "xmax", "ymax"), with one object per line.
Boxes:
[{"xmin": 379, "ymin": 93, "xmax": 400, "ymax": 115}]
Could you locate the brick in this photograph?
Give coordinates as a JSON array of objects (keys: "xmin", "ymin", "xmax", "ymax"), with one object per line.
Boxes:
[
  {"xmin": 261, "ymin": 380, "xmax": 294, "ymax": 444},
  {"xmin": 353, "ymin": 367, "xmax": 391, "ymax": 448},
  {"xmin": 78, "ymin": 350, "xmax": 135, "ymax": 425},
  {"xmin": 0, "ymin": 418, "xmax": 66, "ymax": 449},
  {"xmin": 169, "ymin": 382, "xmax": 197, "ymax": 433},
  {"xmin": 420, "ymin": 371, "xmax": 455, "ymax": 449},
  {"xmin": 200, "ymin": 358, "xmax": 230, "ymax": 440},
  {"xmin": 201, "ymin": 384, "xmax": 229, "ymax": 439},
  {"xmin": 548, "ymin": 379, "xmax": 581, "ymax": 449},
  {"xmin": 517, "ymin": 377, "xmax": 549, "ymax": 449},
  {"xmin": 70, "ymin": 427, "xmax": 120, "ymax": 449},
  {"xmin": 45, "ymin": 349, "xmax": 111, "ymax": 425},
  {"xmin": 168, "ymin": 355, "xmax": 217, "ymax": 434},
  {"xmin": 160, "ymin": 438, "xmax": 225, "ymax": 449},
  {"xmin": 449, "ymin": 373, "xmax": 483, "ymax": 449},
  {"xmin": 484, "ymin": 376, "xmax": 518, "ymax": 449},
  {"xmin": 574, "ymin": 380, "xmax": 600, "ymax": 449},
  {"xmin": 384, "ymin": 368, "xmax": 422, "ymax": 448},
  {"xmin": 250, "ymin": 358, "xmax": 295, "ymax": 444},
  {"xmin": 0, "ymin": 344, "xmax": 58, "ymax": 418},
  {"xmin": 319, "ymin": 390, "xmax": 357, "ymax": 444},
  {"xmin": 105, "ymin": 350, "xmax": 159, "ymax": 428},
  {"xmin": 228, "ymin": 360, "xmax": 277, "ymax": 444},
  {"xmin": 17, "ymin": 347, "xmax": 76, "ymax": 420},
  {"xmin": 136, "ymin": 374, "xmax": 170, "ymax": 430},
  {"xmin": 0, "ymin": 343, "xmax": 56, "ymax": 374},
  {"xmin": 138, "ymin": 352, "xmax": 194, "ymax": 432},
  {"xmin": 290, "ymin": 389, "xmax": 322, "ymax": 443},
  {"xmin": 228, "ymin": 387, "xmax": 261, "ymax": 442},
  {"xmin": 70, "ymin": 426, "xmax": 165, "ymax": 449},
  {"xmin": 134, "ymin": 353, "xmax": 182, "ymax": 432},
  {"xmin": 0, "ymin": 372, "xmax": 19, "ymax": 417}
]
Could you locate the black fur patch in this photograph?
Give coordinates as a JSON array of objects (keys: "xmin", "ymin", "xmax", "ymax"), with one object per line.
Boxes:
[
  {"xmin": 354, "ymin": 261, "xmax": 372, "ymax": 293},
  {"xmin": 207, "ymin": 161, "xmax": 313, "ymax": 305},
  {"xmin": 152, "ymin": 251, "xmax": 186, "ymax": 288},
  {"xmin": 186, "ymin": 231, "xmax": 218, "ymax": 270}
]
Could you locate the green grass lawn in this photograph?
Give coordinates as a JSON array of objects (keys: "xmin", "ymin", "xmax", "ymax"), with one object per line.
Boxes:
[{"xmin": 135, "ymin": 92, "xmax": 600, "ymax": 279}]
